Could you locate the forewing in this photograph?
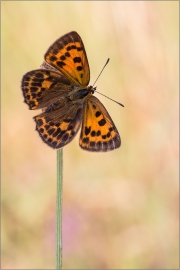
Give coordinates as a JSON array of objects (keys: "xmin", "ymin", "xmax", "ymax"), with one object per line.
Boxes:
[
  {"xmin": 80, "ymin": 96, "xmax": 120, "ymax": 152},
  {"xmin": 21, "ymin": 69, "xmax": 73, "ymax": 110},
  {"xmin": 44, "ymin": 31, "xmax": 90, "ymax": 86},
  {"xmin": 34, "ymin": 101, "xmax": 83, "ymax": 149}
]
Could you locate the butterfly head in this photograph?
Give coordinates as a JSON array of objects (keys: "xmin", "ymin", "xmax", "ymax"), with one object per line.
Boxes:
[{"xmin": 89, "ymin": 85, "xmax": 96, "ymax": 94}]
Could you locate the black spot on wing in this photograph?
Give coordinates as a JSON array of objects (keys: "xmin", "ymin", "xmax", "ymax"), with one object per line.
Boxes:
[
  {"xmin": 60, "ymin": 55, "xmax": 66, "ymax": 61},
  {"xmin": 48, "ymin": 128, "xmax": 55, "ymax": 135},
  {"xmin": 82, "ymin": 137, "xmax": 89, "ymax": 144},
  {"xmin": 73, "ymin": 57, "xmax": 81, "ymax": 63},
  {"xmin": 65, "ymin": 52, "xmax": 70, "ymax": 57},
  {"xmin": 57, "ymin": 61, "xmax": 66, "ymax": 68},
  {"xmin": 98, "ymin": 119, "xmax": 106, "ymax": 126},
  {"xmin": 50, "ymin": 55, "xmax": 57, "ymax": 62},
  {"xmin": 76, "ymin": 66, "xmax": 83, "ymax": 71},
  {"xmin": 91, "ymin": 131, "xmax": 96, "ymax": 137},
  {"xmin": 85, "ymin": 126, "xmax": 91, "ymax": 136},
  {"xmin": 95, "ymin": 111, "xmax": 101, "ymax": 118},
  {"xmin": 62, "ymin": 133, "xmax": 69, "ymax": 142},
  {"xmin": 36, "ymin": 119, "xmax": 43, "ymax": 127}
]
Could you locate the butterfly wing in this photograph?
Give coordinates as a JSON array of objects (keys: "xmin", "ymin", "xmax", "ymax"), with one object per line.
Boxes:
[
  {"xmin": 34, "ymin": 100, "xmax": 83, "ymax": 149},
  {"xmin": 79, "ymin": 96, "xmax": 121, "ymax": 152},
  {"xmin": 44, "ymin": 31, "xmax": 90, "ymax": 86},
  {"xmin": 21, "ymin": 69, "xmax": 74, "ymax": 110}
]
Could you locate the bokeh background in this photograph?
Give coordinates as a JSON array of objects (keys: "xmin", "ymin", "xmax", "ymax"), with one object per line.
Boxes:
[{"xmin": 1, "ymin": 1, "xmax": 179, "ymax": 269}]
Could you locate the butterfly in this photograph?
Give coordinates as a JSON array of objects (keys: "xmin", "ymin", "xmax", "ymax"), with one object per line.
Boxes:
[{"xmin": 21, "ymin": 31, "xmax": 121, "ymax": 152}]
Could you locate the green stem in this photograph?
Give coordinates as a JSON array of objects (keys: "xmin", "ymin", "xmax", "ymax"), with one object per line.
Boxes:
[{"xmin": 56, "ymin": 149, "xmax": 63, "ymax": 269}]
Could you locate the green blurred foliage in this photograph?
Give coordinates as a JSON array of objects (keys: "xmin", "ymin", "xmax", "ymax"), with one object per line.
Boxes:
[{"xmin": 1, "ymin": 1, "xmax": 179, "ymax": 269}]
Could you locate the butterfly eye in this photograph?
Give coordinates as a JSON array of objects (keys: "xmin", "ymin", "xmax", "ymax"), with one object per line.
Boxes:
[{"xmin": 89, "ymin": 86, "xmax": 95, "ymax": 94}]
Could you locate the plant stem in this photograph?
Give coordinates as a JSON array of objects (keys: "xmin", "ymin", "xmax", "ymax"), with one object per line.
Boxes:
[{"xmin": 56, "ymin": 149, "xmax": 63, "ymax": 269}]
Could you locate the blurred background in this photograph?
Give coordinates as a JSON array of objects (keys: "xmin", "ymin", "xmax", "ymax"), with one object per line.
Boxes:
[{"xmin": 1, "ymin": 1, "xmax": 179, "ymax": 269}]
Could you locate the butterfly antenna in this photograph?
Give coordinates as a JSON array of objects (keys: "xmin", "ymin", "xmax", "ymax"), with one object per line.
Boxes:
[
  {"xmin": 92, "ymin": 58, "xmax": 110, "ymax": 87},
  {"xmin": 95, "ymin": 90, "xmax": 124, "ymax": 107},
  {"xmin": 92, "ymin": 58, "xmax": 124, "ymax": 107}
]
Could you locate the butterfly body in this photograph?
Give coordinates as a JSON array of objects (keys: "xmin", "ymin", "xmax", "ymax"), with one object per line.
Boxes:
[{"xmin": 21, "ymin": 31, "xmax": 121, "ymax": 152}]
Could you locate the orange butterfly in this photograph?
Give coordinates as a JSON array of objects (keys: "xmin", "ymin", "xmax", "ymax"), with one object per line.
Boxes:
[{"xmin": 21, "ymin": 31, "xmax": 122, "ymax": 152}]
